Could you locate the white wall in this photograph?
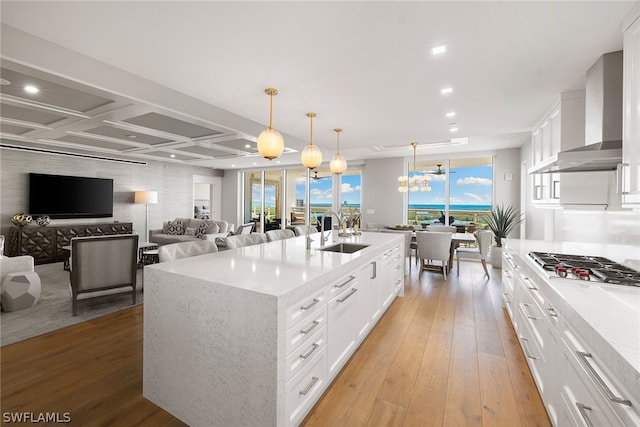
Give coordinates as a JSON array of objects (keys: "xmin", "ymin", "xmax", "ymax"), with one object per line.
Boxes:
[
  {"xmin": 361, "ymin": 157, "xmax": 406, "ymax": 227},
  {"xmin": 221, "ymin": 169, "xmax": 241, "ymax": 229},
  {"xmin": 0, "ymin": 148, "xmax": 221, "ymax": 239}
]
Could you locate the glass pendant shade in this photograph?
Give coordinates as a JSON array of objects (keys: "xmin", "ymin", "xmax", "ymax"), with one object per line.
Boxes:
[
  {"xmin": 257, "ymin": 128, "xmax": 284, "ymax": 160},
  {"xmin": 330, "ymin": 155, "xmax": 347, "ymax": 174},
  {"xmin": 257, "ymin": 88, "xmax": 284, "ymax": 160},
  {"xmin": 301, "ymin": 144, "xmax": 323, "ymax": 169}
]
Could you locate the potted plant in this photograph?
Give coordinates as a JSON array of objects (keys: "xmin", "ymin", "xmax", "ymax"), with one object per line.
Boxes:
[{"xmin": 482, "ymin": 204, "xmax": 523, "ymax": 269}]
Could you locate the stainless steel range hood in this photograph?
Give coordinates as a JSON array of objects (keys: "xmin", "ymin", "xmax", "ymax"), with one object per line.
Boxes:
[
  {"xmin": 529, "ymin": 51, "xmax": 623, "ymax": 174},
  {"xmin": 527, "ymin": 139, "xmax": 622, "ymax": 173}
]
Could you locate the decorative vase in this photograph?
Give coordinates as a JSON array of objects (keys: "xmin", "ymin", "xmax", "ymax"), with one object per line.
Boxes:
[
  {"xmin": 490, "ymin": 245, "xmax": 502, "ymax": 269},
  {"xmin": 36, "ymin": 216, "xmax": 50, "ymax": 226},
  {"xmin": 11, "ymin": 213, "xmax": 32, "ymax": 227}
]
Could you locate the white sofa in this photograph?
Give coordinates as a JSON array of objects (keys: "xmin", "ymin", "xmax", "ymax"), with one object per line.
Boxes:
[{"xmin": 149, "ymin": 218, "xmax": 233, "ymax": 245}]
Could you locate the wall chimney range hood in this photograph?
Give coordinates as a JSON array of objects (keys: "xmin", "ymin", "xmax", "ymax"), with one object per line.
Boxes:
[
  {"xmin": 528, "ymin": 139, "xmax": 622, "ymax": 173},
  {"xmin": 529, "ymin": 51, "xmax": 623, "ymax": 174}
]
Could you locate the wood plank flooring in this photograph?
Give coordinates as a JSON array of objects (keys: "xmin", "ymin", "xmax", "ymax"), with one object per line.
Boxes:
[{"xmin": 0, "ymin": 260, "xmax": 550, "ymax": 427}]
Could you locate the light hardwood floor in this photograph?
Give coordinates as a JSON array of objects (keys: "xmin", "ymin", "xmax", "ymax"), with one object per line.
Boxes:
[{"xmin": 0, "ymin": 260, "xmax": 550, "ymax": 427}]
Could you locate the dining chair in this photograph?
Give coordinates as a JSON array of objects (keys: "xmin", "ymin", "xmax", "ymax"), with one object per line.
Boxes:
[
  {"xmin": 456, "ymin": 230, "xmax": 492, "ymax": 278},
  {"xmin": 158, "ymin": 240, "xmax": 218, "ymax": 263},
  {"xmin": 426, "ymin": 224, "xmax": 457, "ymax": 233},
  {"xmin": 292, "ymin": 225, "xmax": 319, "ymax": 236},
  {"xmin": 416, "ymin": 231, "xmax": 452, "ymax": 279},
  {"xmin": 265, "ymin": 229, "xmax": 295, "ymax": 242},
  {"xmin": 236, "ymin": 222, "xmax": 255, "ymax": 235},
  {"xmin": 222, "ymin": 233, "xmax": 267, "ymax": 249}
]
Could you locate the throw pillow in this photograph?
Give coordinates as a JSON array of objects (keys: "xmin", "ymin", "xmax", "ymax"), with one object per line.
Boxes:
[
  {"xmin": 166, "ymin": 220, "xmax": 184, "ymax": 235},
  {"xmin": 195, "ymin": 222, "xmax": 210, "ymax": 239},
  {"xmin": 184, "ymin": 227, "xmax": 198, "ymax": 236}
]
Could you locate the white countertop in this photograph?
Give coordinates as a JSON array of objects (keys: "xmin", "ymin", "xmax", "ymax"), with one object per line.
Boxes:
[
  {"xmin": 147, "ymin": 231, "xmax": 402, "ymax": 298},
  {"xmin": 505, "ymin": 238, "xmax": 640, "ymax": 399}
]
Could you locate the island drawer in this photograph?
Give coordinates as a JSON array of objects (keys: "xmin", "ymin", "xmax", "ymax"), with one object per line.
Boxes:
[
  {"xmin": 327, "ymin": 273, "xmax": 359, "ymax": 301},
  {"xmin": 285, "ymin": 305, "xmax": 327, "ymax": 356},
  {"xmin": 285, "ymin": 324, "xmax": 327, "ymax": 382},
  {"xmin": 286, "ymin": 287, "xmax": 327, "ymax": 331},
  {"xmin": 286, "ymin": 344, "xmax": 327, "ymax": 427}
]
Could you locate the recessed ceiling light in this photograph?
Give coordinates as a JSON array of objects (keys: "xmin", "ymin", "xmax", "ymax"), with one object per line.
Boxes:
[
  {"xmin": 431, "ymin": 45, "xmax": 446, "ymax": 56},
  {"xmin": 245, "ymin": 144, "xmax": 251, "ymax": 148},
  {"xmin": 170, "ymin": 154, "xmax": 176, "ymax": 158},
  {"xmin": 24, "ymin": 84, "xmax": 39, "ymax": 94},
  {"xmin": 127, "ymin": 134, "xmax": 137, "ymax": 139},
  {"xmin": 253, "ymin": 162, "xmax": 257, "ymax": 166},
  {"xmin": 440, "ymin": 87, "xmax": 453, "ymax": 95},
  {"xmin": 276, "ymin": 161, "xmax": 281, "ymax": 164},
  {"xmin": 446, "ymin": 112, "xmax": 456, "ymax": 118},
  {"xmin": 231, "ymin": 164, "xmax": 236, "ymax": 168},
  {"xmin": 449, "ymin": 124, "xmax": 459, "ymax": 133}
]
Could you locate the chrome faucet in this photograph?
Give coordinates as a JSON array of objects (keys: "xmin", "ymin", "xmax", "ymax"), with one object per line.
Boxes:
[{"xmin": 320, "ymin": 211, "xmax": 343, "ymax": 247}]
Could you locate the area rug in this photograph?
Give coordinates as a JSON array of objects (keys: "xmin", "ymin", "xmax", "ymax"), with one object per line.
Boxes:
[{"xmin": 1, "ymin": 262, "xmax": 144, "ymax": 347}]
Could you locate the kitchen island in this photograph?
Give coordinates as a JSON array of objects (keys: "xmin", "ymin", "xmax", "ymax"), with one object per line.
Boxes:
[
  {"xmin": 143, "ymin": 231, "xmax": 404, "ymax": 427},
  {"xmin": 503, "ymin": 239, "xmax": 640, "ymax": 426}
]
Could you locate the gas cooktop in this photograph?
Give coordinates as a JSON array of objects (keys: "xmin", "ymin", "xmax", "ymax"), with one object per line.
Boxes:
[{"xmin": 528, "ymin": 252, "xmax": 640, "ymax": 287}]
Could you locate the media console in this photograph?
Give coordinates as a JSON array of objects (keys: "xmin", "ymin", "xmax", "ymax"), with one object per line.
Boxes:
[{"xmin": 6, "ymin": 222, "xmax": 133, "ymax": 265}]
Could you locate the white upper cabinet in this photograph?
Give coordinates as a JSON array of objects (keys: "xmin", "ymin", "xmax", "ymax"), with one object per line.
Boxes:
[
  {"xmin": 622, "ymin": 5, "xmax": 640, "ymax": 207},
  {"xmin": 529, "ymin": 91, "xmax": 610, "ymax": 207}
]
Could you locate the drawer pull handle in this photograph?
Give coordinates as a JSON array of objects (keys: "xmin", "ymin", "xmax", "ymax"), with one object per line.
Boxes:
[
  {"xmin": 522, "ymin": 277, "xmax": 538, "ymax": 290},
  {"xmin": 300, "ymin": 343, "xmax": 320, "ymax": 360},
  {"xmin": 335, "ymin": 275, "xmax": 356, "ymax": 289},
  {"xmin": 396, "ymin": 279, "xmax": 402, "ymax": 285},
  {"xmin": 504, "ymin": 272, "xmax": 513, "ymax": 279},
  {"xmin": 337, "ymin": 288, "xmax": 358, "ymax": 303},
  {"xmin": 371, "ymin": 261, "xmax": 377, "ymax": 279},
  {"xmin": 299, "ymin": 376, "xmax": 319, "ymax": 396},
  {"xmin": 300, "ymin": 320, "xmax": 320, "ymax": 335},
  {"xmin": 520, "ymin": 337, "xmax": 537, "ymax": 360},
  {"xmin": 395, "ymin": 265, "xmax": 402, "ymax": 271},
  {"xmin": 545, "ymin": 307, "xmax": 558, "ymax": 317},
  {"xmin": 576, "ymin": 351, "xmax": 631, "ymax": 406},
  {"xmin": 576, "ymin": 403, "xmax": 594, "ymax": 427},
  {"xmin": 522, "ymin": 303, "xmax": 538, "ymax": 320},
  {"xmin": 300, "ymin": 298, "xmax": 320, "ymax": 311}
]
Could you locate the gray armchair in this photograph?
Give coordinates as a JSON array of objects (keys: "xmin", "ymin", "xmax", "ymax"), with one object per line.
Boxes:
[{"xmin": 70, "ymin": 234, "xmax": 138, "ymax": 316}]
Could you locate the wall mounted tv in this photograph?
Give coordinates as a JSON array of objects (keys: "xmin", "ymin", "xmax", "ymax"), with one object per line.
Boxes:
[{"xmin": 29, "ymin": 173, "xmax": 114, "ymax": 219}]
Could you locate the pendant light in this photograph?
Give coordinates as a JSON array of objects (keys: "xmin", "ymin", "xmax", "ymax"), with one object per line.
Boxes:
[
  {"xmin": 301, "ymin": 112, "xmax": 322, "ymax": 169},
  {"xmin": 398, "ymin": 142, "xmax": 431, "ymax": 192},
  {"xmin": 257, "ymin": 88, "xmax": 284, "ymax": 160},
  {"xmin": 329, "ymin": 128, "xmax": 347, "ymax": 174}
]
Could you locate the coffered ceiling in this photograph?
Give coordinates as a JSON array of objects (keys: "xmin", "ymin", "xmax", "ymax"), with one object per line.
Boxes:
[{"xmin": 0, "ymin": 1, "xmax": 636, "ymax": 170}]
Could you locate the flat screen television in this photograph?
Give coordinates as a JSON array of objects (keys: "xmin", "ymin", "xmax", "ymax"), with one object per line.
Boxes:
[{"xmin": 29, "ymin": 173, "xmax": 114, "ymax": 219}]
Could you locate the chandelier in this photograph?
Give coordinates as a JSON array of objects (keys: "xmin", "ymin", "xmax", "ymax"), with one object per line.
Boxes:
[{"xmin": 398, "ymin": 142, "xmax": 431, "ymax": 192}]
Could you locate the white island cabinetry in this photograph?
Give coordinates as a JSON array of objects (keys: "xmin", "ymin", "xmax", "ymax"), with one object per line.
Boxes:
[{"xmin": 143, "ymin": 232, "xmax": 404, "ymax": 427}]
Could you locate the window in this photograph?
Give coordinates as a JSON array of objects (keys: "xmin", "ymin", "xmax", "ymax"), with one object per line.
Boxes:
[{"xmin": 408, "ymin": 157, "xmax": 493, "ymax": 227}]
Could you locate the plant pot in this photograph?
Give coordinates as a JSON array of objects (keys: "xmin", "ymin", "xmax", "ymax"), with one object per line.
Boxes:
[{"xmin": 490, "ymin": 245, "xmax": 502, "ymax": 269}]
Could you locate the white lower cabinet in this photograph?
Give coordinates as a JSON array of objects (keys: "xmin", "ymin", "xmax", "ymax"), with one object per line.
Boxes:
[
  {"xmin": 327, "ymin": 275, "xmax": 359, "ymax": 377},
  {"xmin": 503, "ymin": 247, "xmax": 640, "ymax": 427},
  {"xmin": 379, "ymin": 247, "xmax": 396, "ymax": 310}
]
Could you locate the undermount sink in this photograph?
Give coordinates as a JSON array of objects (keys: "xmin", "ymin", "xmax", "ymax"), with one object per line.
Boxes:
[{"xmin": 318, "ymin": 243, "xmax": 370, "ymax": 254}]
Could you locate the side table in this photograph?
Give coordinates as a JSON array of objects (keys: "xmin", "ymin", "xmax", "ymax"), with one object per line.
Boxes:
[{"xmin": 139, "ymin": 242, "xmax": 159, "ymax": 268}]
